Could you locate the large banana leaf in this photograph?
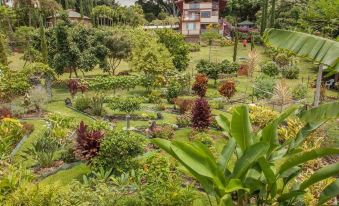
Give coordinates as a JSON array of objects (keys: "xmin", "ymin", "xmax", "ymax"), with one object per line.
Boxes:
[
  {"xmin": 299, "ymin": 102, "xmax": 339, "ymax": 124},
  {"xmin": 278, "ymin": 148, "xmax": 339, "ymax": 175},
  {"xmin": 300, "ymin": 162, "xmax": 339, "ymax": 190},
  {"xmin": 230, "ymin": 105, "xmax": 253, "ymax": 152},
  {"xmin": 264, "ymin": 29, "xmax": 339, "ymax": 71},
  {"xmin": 218, "ymin": 138, "xmax": 236, "ymax": 174},
  {"xmin": 233, "ymin": 142, "xmax": 269, "ymax": 179},
  {"xmin": 317, "ymin": 179, "xmax": 339, "ymax": 205}
]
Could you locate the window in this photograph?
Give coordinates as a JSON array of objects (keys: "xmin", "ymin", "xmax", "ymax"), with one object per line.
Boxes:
[
  {"xmin": 201, "ymin": 11, "xmax": 211, "ymax": 18},
  {"xmin": 189, "ymin": 3, "xmax": 200, "ymax": 9},
  {"xmin": 186, "ymin": 23, "xmax": 196, "ymax": 31}
]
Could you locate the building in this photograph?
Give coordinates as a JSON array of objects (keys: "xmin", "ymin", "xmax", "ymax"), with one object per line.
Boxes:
[
  {"xmin": 46, "ymin": 9, "xmax": 91, "ymax": 27},
  {"xmin": 176, "ymin": 0, "xmax": 227, "ymax": 42}
]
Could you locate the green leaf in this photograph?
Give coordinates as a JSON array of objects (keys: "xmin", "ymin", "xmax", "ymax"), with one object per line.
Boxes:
[
  {"xmin": 218, "ymin": 138, "xmax": 236, "ymax": 174},
  {"xmin": 171, "ymin": 141, "xmax": 217, "ymax": 178},
  {"xmin": 290, "ymin": 122, "xmax": 324, "ymax": 149},
  {"xmin": 278, "ymin": 190, "xmax": 305, "ymax": 202},
  {"xmin": 258, "ymin": 157, "xmax": 275, "ymax": 184},
  {"xmin": 300, "ymin": 163, "xmax": 339, "ymax": 190},
  {"xmin": 230, "ymin": 105, "xmax": 253, "ymax": 152},
  {"xmin": 233, "ymin": 142, "xmax": 269, "ymax": 179},
  {"xmin": 261, "ymin": 106, "xmax": 297, "ymax": 152},
  {"xmin": 216, "ymin": 114, "xmax": 231, "ymax": 135},
  {"xmin": 264, "ymin": 29, "xmax": 339, "ymax": 71},
  {"xmin": 299, "ymin": 102, "xmax": 339, "ymax": 124},
  {"xmin": 318, "ymin": 179, "xmax": 339, "ymax": 205},
  {"xmin": 224, "ymin": 179, "xmax": 249, "ymax": 193},
  {"xmin": 151, "ymin": 138, "xmax": 174, "ymax": 155},
  {"xmin": 219, "ymin": 194, "xmax": 233, "ymax": 206},
  {"xmin": 278, "ymin": 148, "xmax": 339, "ymax": 175}
]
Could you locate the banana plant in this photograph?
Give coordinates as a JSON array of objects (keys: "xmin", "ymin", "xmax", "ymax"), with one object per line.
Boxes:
[{"xmin": 152, "ymin": 102, "xmax": 339, "ymax": 205}]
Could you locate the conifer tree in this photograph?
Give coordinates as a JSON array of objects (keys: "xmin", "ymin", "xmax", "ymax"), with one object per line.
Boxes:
[{"xmin": 0, "ymin": 36, "xmax": 8, "ymax": 65}]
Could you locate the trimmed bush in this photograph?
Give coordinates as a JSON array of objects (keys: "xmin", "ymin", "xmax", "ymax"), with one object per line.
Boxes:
[
  {"xmin": 281, "ymin": 65, "xmax": 299, "ymax": 79},
  {"xmin": 192, "ymin": 74, "xmax": 208, "ymax": 97},
  {"xmin": 292, "ymin": 84, "xmax": 308, "ymax": 100},
  {"xmin": 253, "ymin": 75, "xmax": 276, "ymax": 99},
  {"xmin": 261, "ymin": 61, "xmax": 279, "ymax": 77},
  {"xmin": 275, "ymin": 53, "xmax": 289, "ymax": 67},
  {"xmin": 218, "ymin": 79, "xmax": 236, "ymax": 100},
  {"xmin": 74, "ymin": 95, "xmax": 91, "ymax": 112},
  {"xmin": 92, "ymin": 131, "xmax": 144, "ymax": 174}
]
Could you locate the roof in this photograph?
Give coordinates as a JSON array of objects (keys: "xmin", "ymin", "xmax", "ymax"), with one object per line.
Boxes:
[
  {"xmin": 47, "ymin": 9, "xmax": 90, "ymax": 20},
  {"xmin": 238, "ymin": 20, "xmax": 255, "ymax": 26}
]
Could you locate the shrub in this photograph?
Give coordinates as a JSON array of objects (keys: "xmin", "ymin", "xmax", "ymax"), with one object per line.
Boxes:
[
  {"xmin": 188, "ymin": 43, "xmax": 200, "ymax": 52},
  {"xmin": 292, "ymin": 84, "xmax": 308, "ymax": 100},
  {"xmin": 74, "ymin": 121, "xmax": 104, "ymax": 162},
  {"xmin": 176, "ymin": 112, "xmax": 191, "ymax": 128},
  {"xmin": 0, "ymin": 118, "xmax": 24, "ymax": 157},
  {"xmin": 249, "ymin": 105, "xmax": 278, "ymax": 128},
  {"xmin": 47, "ymin": 113, "xmax": 75, "ymax": 129},
  {"xmin": 253, "ymin": 75, "xmax": 276, "ymax": 99},
  {"xmin": 74, "ymin": 95, "xmax": 91, "ymax": 112},
  {"xmin": 191, "ymin": 98, "xmax": 211, "ymax": 131},
  {"xmin": 192, "ymin": 73, "xmax": 208, "ymax": 97},
  {"xmin": 174, "ymin": 98, "xmax": 194, "ymax": 114},
  {"xmin": 275, "ymin": 53, "xmax": 289, "ymax": 67},
  {"xmin": 91, "ymin": 93, "xmax": 105, "ymax": 116},
  {"xmin": 92, "ymin": 131, "xmax": 144, "ymax": 174},
  {"xmin": 148, "ymin": 90, "xmax": 162, "ymax": 104},
  {"xmin": 261, "ymin": 61, "xmax": 279, "ymax": 77},
  {"xmin": 0, "ymin": 107, "xmax": 12, "ymax": 119},
  {"xmin": 196, "ymin": 59, "xmax": 224, "ymax": 85},
  {"xmin": 165, "ymin": 81, "xmax": 181, "ymax": 104},
  {"xmin": 281, "ymin": 65, "xmax": 299, "ymax": 79},
  {"xmin": 68, "ymin": 79, "xmax": 87, "ymax": 98},
  {"xmin": 109, "ymin": 97, "xmax": 141, "ymax": 114},
  {"xmin": 23, "ymin": 130, "xmax": 60, "ymax": 168},
  {"xmin": 149, "ymin": 125, "xmax": 174, "ymax": 139},
  {"xmin": 218, "ymin": 79, "xmax": 236, "ymax": 100},
  {"xmin": 190, "ymin": 132, "xmax": 214, "ymax": 147},
  {"xmin": 219, "ymin": 59, "xmax": 239, "ymax": 74},
  {"xmin": 156, "ymin": 103, "xmax": 166, "ymax": 111}
]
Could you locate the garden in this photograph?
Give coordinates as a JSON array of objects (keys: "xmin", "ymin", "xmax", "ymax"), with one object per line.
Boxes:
[{"xmin": 0, "ymin": 0, "xmax": 339, "ymax": 205}]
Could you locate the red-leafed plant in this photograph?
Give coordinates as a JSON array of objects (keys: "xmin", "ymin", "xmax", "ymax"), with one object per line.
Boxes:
[
  {"xmin": 0, "ymin": 107, "xmax": 12, "ymax": 119},
  {"xmin": 75, "ymin": 121, "xmax": 104, "ymax": 162},
  {"xmin": 192, "ymin": 74, "xmax": 208, "ymax": 97},
  {"xmin": 191, "ymin": 98, "xmax": 211, "ymax": 131},
  {"xmin": 174, "ymin": 98, "xmax": 194, "ymax": 114},
  {"xmin": 218, "ymin": 79, "xmax": 236, "ymax": 101},
  {"xmin": 68, "ymin": 79, "xmax": 79, "ymax": 98},
  {"xmin": 68, "ymin": 79, "xmax": 88, "ymax": 98}
]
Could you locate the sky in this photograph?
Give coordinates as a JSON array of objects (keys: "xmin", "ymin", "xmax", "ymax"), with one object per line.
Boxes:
[{"xmin": 116, "ymin": 0, "xmax": 137, "ymax": 6}]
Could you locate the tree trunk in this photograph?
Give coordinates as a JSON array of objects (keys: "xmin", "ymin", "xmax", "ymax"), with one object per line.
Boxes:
[
  {"xmin": 126, "ymin": 114, "xmax": 131, "ymax": 130},
  {"xmin": 260, "ymin": 0, "xmax": 268, "ymax": 35},
  {"xmin": 209, "ymin": 43, "xmax": 212, "ymax": 62},
  {"xmin": 233, "ymin": 20, "xmax": 238, "ymax": 62},
  {"xmin": 270, "ymin": 0, "xmax": 276, "ymax": 27},
  {"xmin": 313, "ymin": 64, "xmax": 323, "ymax": 107}
]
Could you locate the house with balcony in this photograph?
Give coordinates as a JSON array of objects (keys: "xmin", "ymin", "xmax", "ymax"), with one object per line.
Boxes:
[{"xmin": 176, "ymin": 0, "xmax": 226, "ymax": 42}]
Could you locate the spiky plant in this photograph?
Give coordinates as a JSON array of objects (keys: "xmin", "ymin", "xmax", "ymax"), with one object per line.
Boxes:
[{"xmin": 191, "ymin": 98, "xmax": 211, "ymax": 131}]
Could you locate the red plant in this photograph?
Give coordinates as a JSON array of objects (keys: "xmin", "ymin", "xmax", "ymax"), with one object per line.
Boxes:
[
  {"xmin": 174, "ymin": 98, "xmax": 194, "ymax": 114},
  {"xmin": 68, "ymin": 79, "xmax": 79, "ymax": 98},
  {"xmin": 75, "ymin": 121, "xmax": 104, "ymax": 162},
  {"xmin": 237, "ymin": 64, "xmax": 249, "ymax": 76},
  {"xmin": 0, "ymin": 107, "xmax": 12, "ymax": 119},
  {"xmin": 192, "ymin": 73, "xmax": 208, "ymax": 97},
  {"xmin": 79, "ymin": 84, "xmax": 88, "ymax": 94},
  {"xmin": 218, "ymin": 79, "xmax": 236, "ymax": 100},
  {"xmin": 191, "ymin": 98, "xmax": 211, "ymax": 131}
]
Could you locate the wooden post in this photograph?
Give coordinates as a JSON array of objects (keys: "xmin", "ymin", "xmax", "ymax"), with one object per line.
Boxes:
[{"xmin": 313, "ymin": 64, "xmax": 323, "ymax": 107}]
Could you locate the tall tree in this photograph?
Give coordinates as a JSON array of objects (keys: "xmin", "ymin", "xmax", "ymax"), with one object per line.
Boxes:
[
  {"xmin": 39, "ymin": 16, "xmax": 48, "ymax": 63},
  {"xmin": 0, "ymin": 35, "xmax": 8, "ymax": 65},
  {"xmin": 270, "ymin": 0, "xmax": 276, "ymax": 27},
  {"xmin": 260, "ymin": 0, "xmax": 269, "ymax": 35}
]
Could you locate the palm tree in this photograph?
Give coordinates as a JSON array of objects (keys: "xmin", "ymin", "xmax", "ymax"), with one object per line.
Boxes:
[{"xmin": 264, "ymin": 28, "xmax": 339, "ymax": 107}]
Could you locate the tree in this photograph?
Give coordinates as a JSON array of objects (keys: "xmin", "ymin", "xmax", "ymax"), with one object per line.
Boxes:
[
  {"xmin": 265, "ymin": 28, "xmax": 339, "ymax": 107},
  {"xmin": 0, "ymin": 35, "xmax": 7, "ymax": 65},
  {"xmin": 104, "ymin": 34, "xmax": 131, "ymax": 75},
  {"xmin": 153, "ymin": 102, "xmax": 339, "ymax": 205},
  {"xmin": 196, "ymin": 59, "xmax": 221, "ymax": 86},
  {"xmin": 260, "ymin": 0, "xmax": 269, "ymax": 35},
  {"xmin": 201, "ymin": 25, "xmax": 221, "ymax": 61},
  {"xmin": 109, "ymin": 97, "xmax": 141, "ymax": 130},
  {"xmin": 39, "ymin": 16, "xmax": 48, "ymax": 63},
  {"xmin": 270, "ymin": 0, "xmax": 276, "ymax": 27},
  {"xmin": 156, "ymin": 29, "xmax": 189, "ymax": 72}
]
